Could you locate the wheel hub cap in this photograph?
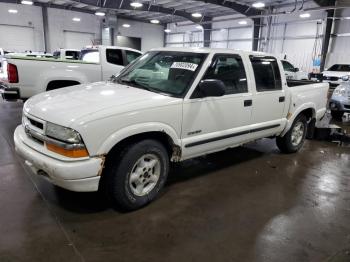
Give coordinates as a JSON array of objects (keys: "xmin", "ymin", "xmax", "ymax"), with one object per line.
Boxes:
[
  {"xmin": 129, "ymin": 154, "xmax": 161, "ymax": 196},
  {"xmin": 291, "ymin": 121, "xmax": 305, "ymax": 146}
]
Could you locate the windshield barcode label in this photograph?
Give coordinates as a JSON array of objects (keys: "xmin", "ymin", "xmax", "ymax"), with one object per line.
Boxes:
[{"xmin": 170, "ymin": 62, "xmax": 198, "ymax": 71}]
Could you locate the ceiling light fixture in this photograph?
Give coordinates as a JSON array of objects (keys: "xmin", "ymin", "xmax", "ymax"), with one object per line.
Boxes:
[
  {"xmin": 72, "ymin": 17, "xmax": 81, "ymax": 22},
  {"xmin": 252, "ymin": 2, "xmax": 265, "ymax": 8},
  {"xmin": 192, "ymin": 12, "xmax": 202, "ymax": 18},
  {"xmin": 95, "ymin": 12, "xmax": 105, "ymax": 16},
  {"xmin": 150, "ymin": 19, "xmax": 160, "ymax": 24},
  {"xmin": 130, "ymin": 2, "xmax": 143, "ymax": 8},
  {"xmin": 164, "ymin": 29, "xmax": 171, "ymax": 33},
  {"xmin": 21, "ymin": 0, "xmax": 33, "ymax": 5},
  {"xmin": 196, "ymin": 25, "xmax": 203, "ymax": 30},
  {"xmin": 238, "ymin": 20, "xmax": 247, "ymax": 25},
  {"xmin": 122, "ymin": 24, "xmax": 131, "ymax": 28},
  {"xmin": 300, "ymin": 13, "xmax": 311, "ymax": 18},
  {"xmin": 8, "ymin": 9, "xmax": 18, "ymax": 13}
]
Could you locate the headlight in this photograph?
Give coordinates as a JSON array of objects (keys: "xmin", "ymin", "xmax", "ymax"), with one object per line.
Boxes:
[
  {"xmin": 333, "ymin": 87, "xmax": 346, "ymax": 97},
  {"xmin": 46, "ymin": 122, "xmax": 82, "ymax": 144}
]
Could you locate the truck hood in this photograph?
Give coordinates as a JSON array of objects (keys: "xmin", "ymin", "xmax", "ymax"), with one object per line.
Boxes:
[
  {"xmin": 323, "ymin": 71, "xmax": 350, "ymax": 77},
  {"xmin": 24, "ymin": 81, "xmax": 180, "ymax": 127}
]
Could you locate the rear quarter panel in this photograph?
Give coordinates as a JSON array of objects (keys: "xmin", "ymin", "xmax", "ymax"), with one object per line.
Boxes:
[{"xmin": 282, "ymin": 82, "xmax": 328, "ymax": 135}]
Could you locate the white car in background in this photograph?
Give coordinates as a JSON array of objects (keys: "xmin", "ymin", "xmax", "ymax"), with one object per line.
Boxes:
[
  {"xmin": 1, "ymin": 46, "xmax": 142, "ymax": 100},
  {"xmin": 329, "ymin": 75, "xmax": 350, "ymax": 120},
  {"xmin": 281, "ymin": 60, "xmax": 309, "ymax": 80},
  {"xmin": 322, "ymin": 64, "xmax": 350, "ymax": 89}
]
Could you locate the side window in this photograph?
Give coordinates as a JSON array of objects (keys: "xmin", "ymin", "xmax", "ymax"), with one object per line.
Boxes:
[
  {"xmin": 282, "ymin": 61, "xmax": 294, "ymax": 72},
  {"xmin": 106, "ymin": 49, "xmax": 123, "ymax": 66},
  {"xmin": 125, "ymin": 51, "xmax": 142, "ymax": 65},
  {"xmin": 250, "ymin": 56, "xmax": 282, "ymax": 92},
  {"xmin": 202, "ymin": 54, "xmax": 248, "ymax": 95}
]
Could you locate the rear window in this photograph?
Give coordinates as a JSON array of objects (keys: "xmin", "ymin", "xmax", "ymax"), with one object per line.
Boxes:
[
  {"xmin": 65, "ymin": 51, "xmax": 80, "ymax": 60},
  {"xmin": 250, "ymin": 56, "xmax": 282, "ymax": 92},
  {"xmin": 327, "ymin": 64, "xmax": 350, "ymax": 72}
]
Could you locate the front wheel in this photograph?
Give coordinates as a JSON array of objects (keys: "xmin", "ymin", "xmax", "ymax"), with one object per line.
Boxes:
[
  {"xmin": 103, "ymin": 139, "xmax": 169, "ymax": 211},
  {"xmin": 276, "ymin": 115, "xmax": 307, "ymax": 153}
]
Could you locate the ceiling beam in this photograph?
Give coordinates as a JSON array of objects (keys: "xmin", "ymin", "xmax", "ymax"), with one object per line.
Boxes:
[
  {"xmin": 192, "ymin": 0, "xmax": 262, "ymax": 17},
  {"xmin": 69, "ymin": 0, "xmax": 212, "ymax": 23}
]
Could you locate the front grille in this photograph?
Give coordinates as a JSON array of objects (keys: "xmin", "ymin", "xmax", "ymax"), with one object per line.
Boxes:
[
  {"xmin": 323, "ymin": 76, "xmax": 340, "ymax": 81},
  {"xmin": 28, "ymin": 117, "xmax": 43, "ymax": 130}
]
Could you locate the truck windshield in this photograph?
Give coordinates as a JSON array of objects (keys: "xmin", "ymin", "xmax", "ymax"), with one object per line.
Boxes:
[
  {"xmin": 327, "ymin": 64, "xmax": 350, "ymax": 72},
  {"xmin": 116, "ymin": 51, "xmax": 207, "ymax": 97}
]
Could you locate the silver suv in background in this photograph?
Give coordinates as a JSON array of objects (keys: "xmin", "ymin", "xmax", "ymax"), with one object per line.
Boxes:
[{"xmin": 329, "ymin": 75, "xmax": 350, "ymax": 120}]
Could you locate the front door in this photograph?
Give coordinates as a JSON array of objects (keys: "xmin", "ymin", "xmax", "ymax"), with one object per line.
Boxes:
[{"xmin": 181, "ymin": 54, "xmax": 253, "ymax": 159}]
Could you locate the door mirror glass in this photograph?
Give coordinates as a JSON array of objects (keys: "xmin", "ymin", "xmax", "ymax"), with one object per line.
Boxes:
[
  {"xmin": 198, "ymin": 79, "xmax": 226, "ymax": 97},
  {"xmin": 294, "ymin": 67, "xmax": 300, "ymax": 72}
]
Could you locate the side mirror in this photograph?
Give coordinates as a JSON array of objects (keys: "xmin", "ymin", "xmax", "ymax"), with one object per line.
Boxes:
[
  {"xmin": 198, "ymin": 79, "xmax": 226, "ymax": 97},
  {"xmin": 294, "ymin": 68, "xmax": 300, "ymax": 72},
  {"xmin": 342, "ymin": 75, "xmax": 350, "ymax": 82}
]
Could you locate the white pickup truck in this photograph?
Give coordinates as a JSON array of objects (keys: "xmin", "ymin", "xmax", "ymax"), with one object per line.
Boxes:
[
  {"xmin": 281, "ymin": 60, "xmax": 309, "ymax": 80},
  {"xmin": 14, "ymin": 48, "xmax": 328, "ymax": 210},
  {"xmin": 1, "ymin": 46, "xmax": 142, "ymax": 100}
]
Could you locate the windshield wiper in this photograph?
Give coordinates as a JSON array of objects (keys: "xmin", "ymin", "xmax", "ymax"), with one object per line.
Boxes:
[{"xmin": 118, "ymin": 78, "xmax": 154, "ymax": 92}]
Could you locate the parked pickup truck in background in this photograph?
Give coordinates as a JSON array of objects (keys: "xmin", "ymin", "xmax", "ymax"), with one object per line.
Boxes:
[
  {"xmin": 14, "ymin": 48, "xmax": 328, "ymax": 210},
  {"xmin": 52, "ymin": 49, "xmax": 80, "ymax": 60},
  {"xmin": 322, "ymin": 64, "xmax": 350, "ymax": 89},
  {"xmin": 281, "ymin": 60, "xmax": 309, "ymax": 80},
  {"xmin": 1, "ymin": 46, "xmax": 142, "ymax": 100}
]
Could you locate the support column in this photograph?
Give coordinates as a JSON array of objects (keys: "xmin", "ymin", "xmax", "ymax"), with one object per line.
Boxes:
[
  {"xmin": 320, "ymin": 9, "xmax": 335, "ymax": 71},
  {"xmin": 42, "ymin": 6, "xmax": 50, "ymax": 52},
  {"xmin": 252, "ymin": 18, "xmax": 261, "ymax": 51},
  {"xmin": 203, "ymin": 21, "xmax": 212, "ymax": 47}
]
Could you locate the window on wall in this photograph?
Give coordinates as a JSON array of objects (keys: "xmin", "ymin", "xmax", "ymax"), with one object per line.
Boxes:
[
  {"xmin": 250, "ymin": 56, "xmax": 282, "ymax": 91},
  {"xmin": 202, "ymin": 54, "xmax": 248, "ymax": 94},
  {"xmin": 106, "ymin": 49, "xmax": 123, "ymax": 65},
  {"xmin": 125, "ymin": 50, "xmax": 142, "ymax": 65}
]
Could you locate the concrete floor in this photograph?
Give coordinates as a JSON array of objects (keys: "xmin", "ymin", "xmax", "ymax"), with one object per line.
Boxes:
[{"xmin": 0, "ymin": 100, "xmax": 349, "ymax": 262}]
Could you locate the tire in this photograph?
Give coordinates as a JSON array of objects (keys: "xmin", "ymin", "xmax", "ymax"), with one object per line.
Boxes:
[
  {"xmin": 102, "ymin": 139, "xmax": 169, "ymax": 211},
  {"xmin": 331, "ymin": 110, "xmax": 344, "ymax": 121},
  {"xmin": 276, "ymin": 114, "xmax": 307, "ymax": 153}
]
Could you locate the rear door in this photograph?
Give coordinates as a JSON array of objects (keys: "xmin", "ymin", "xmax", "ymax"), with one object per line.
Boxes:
[{"xmin": 248, "ymin": 55, "xmax": 286, "ymax": 138}]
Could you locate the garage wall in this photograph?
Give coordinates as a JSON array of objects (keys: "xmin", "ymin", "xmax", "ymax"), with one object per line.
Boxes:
[
  {"xmin": 0, "ymin": 3, "xmax": 44, "ymax": 52},
  {"xmin": 327, "ymin": 7, "xmax": 350, "ymax": 68},
  {"xmin": 117, "ymin": 19, "xmax": 164, "ymax": 51},
  {"xmin": 47, "ymin": 9, "xmax": 101, "ymax": 52}
]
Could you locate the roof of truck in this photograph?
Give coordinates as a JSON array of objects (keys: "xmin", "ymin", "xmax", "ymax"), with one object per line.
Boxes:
[{"xmin": 149, "ymin": 47, "xmax": 273, "ymax": 57}]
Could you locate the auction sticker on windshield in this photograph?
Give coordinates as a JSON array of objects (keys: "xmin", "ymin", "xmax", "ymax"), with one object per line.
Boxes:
[{"xmin": 171, "ymin": 62, "xmax": 198, "ymax": 71}]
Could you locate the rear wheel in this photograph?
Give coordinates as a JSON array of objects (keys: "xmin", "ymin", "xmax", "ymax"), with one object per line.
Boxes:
[
  {"xmin": 276, "ymin": 114, "xmax": 307, "ymax": 153},
  {"xmin": 331, "ymin": 110, "xmax": 344, "ymax": 121},
  {"xmin": 102, "ymin": 139, "xmax": 169, "ymax": 211}
]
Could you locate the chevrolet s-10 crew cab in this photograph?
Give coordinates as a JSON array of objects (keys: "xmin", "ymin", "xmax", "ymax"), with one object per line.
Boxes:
[
  {"xmin": 14, "ymin": 47, "xmax": 329, "ymax": 210},
  {"xmin": 1, "ymin": 46, "xmax": 142, "ymax": 100}
]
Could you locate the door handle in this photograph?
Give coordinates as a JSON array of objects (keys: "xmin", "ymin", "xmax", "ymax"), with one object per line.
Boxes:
[
  {"xmin": 244, "ymin": 99, "xmax": 252, "ymax": 107},
  {"xmin": 279, "ymin": 96, "xmax": 285, "ymax": 102}
]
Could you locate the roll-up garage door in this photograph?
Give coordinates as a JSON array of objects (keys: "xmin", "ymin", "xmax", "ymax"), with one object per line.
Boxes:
[
  {"xmin": 63, "ymin": 31, "xmax": 95, "ymax": 49},
  {"xmin": 0, "ymin": 25, "xmax": 35, "ymax": 52}
]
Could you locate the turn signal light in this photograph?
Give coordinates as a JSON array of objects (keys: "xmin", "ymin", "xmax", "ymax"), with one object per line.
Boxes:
[
  {"xmin": 46, "ymin": 143, "xmax": 89, "ymax": 158},
  {"xmin": 7, "ymin": 63, "xmax": 18, "ymax": 83}
]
